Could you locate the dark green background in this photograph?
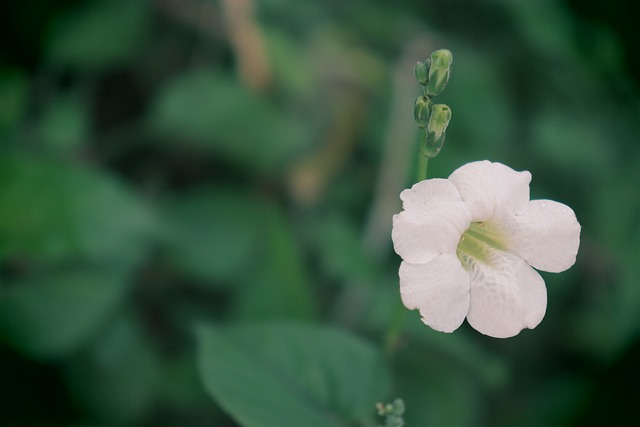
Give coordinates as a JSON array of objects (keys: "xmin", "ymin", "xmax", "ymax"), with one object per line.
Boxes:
[{"xmin": 1, "ymin": 0, "xmax": 639, "ymax": 426}]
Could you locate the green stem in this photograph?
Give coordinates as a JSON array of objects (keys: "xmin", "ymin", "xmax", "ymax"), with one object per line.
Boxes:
[
  {"xmin": 384, "ymin": 295, "xmax": 406, "ymax": 359},
  {"xmin": 417, "ymin": 152, "xmax": 429, "ymax": 182},
  {"xmin": 416, "ymin": 131, "xmax": 429, "ymax": 182}
]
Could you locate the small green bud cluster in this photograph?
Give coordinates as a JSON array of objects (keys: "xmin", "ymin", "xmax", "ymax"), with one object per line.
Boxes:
[
  {"xmin": 414, "ymin": 49, "xmax": 453, "ymax": 158},
  {"xmin": 376, "ymin": 398, "xmax": 405, "ymax": 427}
]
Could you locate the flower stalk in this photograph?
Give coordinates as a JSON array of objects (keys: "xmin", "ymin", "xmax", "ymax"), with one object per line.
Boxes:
[{"xmin": 413, "ymin": 49, "xmax": 453, "ymax": 182}]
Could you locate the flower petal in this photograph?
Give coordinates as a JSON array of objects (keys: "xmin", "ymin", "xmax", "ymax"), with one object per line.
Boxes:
[
  {"xmin": 392, "ymin": 213, "xmax": 468, "ymax": 264},
  {"xmin": 400, "ymin": 178, "xmax": 464, "ymax": 216},
  {"xmin": 464, "ymin": 250, "xmax": 547, "ymax": 338},
  {"xmin": 504, "ymin": 200, "xmax": 581, "ymax": 273},
  {"xmin": 449, "ymin": 161, "xmax": 531, "ymax": 222},
  {"xmin": 399, "ymin": 254, "xmax": 470, "ymax": 333},
  {"xmin": 392, "ymin": 179, "xmax": 470, "ymax": 264}
]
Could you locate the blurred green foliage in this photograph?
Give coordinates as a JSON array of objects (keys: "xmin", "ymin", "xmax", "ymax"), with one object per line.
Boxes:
[
  {"xmin": 197, "ymin": 323, "xmax": 390, "ymax": 427},
  {"xmin": 1, "ymin": 0, "xmax": 640, "ymax": 426}
]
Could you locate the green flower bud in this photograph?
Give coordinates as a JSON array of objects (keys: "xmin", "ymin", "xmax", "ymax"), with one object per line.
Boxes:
[
  {"xmin": 413, "ymin": 96, "xmax": 432, "ymax": 128},
  {"xmin": 425, "ymin": 49, "xmax": 452, "ymax": 96},
  {"xmin": 414, "ymin": 60, "xmax": 429, "ymax": 86},
  {"xmin": 424, "ymin": 103, "xmax": 451, "ymax": 157}
]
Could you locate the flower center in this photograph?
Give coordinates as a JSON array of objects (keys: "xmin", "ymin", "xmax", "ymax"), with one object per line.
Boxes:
[{"xmin": 456, "ymin": 221, "xmax": 508, "ymax": 268}]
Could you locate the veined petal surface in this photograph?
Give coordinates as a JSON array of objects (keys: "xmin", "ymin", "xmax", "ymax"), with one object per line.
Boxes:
[
  {"xmin": 400, "ymin": 178, "xmax": 465, "ymax": 217},
  {"xmin": 504, "ymin": 200, "xmax": 581, "ymax": 273},
  {"xmin": 464, "ymin": 249, "xmax": 547, "ymax": 338},
  {"xmin": 399, "ymin": 254, "xmax": 471, "ymax": 333}
]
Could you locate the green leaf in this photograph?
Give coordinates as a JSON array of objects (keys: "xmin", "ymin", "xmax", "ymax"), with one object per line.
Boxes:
[
  {"xmin": 263, "ymin": 27, "xmax": 316, "ymax": 99},
  {"xmin": 148, "ymin": 70, "xmax": 310, "ymax": 174},
  {"xmin": 0, "ymin": 153, "xmax": 155, "ymax": 264},
  {"xmin": 157, "ymin": 352, "xmax": 216, "ymax": 412},
  {"xmin": 162, "ymin": 188, "xmax": 262, "ymax": 286},
  {"xmin": 64, "ymin": 313, "xmax": 162, "ymax": 425},
  {"xmin": 0, "ymin": 266, "xmax": 131, "ymax": 359},
  {"xmin": 38, "ymin": 95, "xmax": 89, "ymax": 151},
  {"xmin": 197, "ymin": 322, "xmax": 390, "ymax": 427},
  {"xmin": 313, "ymin": 214, "xmax": 376, "ymax": 283},
  {"xmin": 46, "ymin": 0, "xmax": 150, "ymax": 69},
  {"xmin": 0, "ymin": 70, "xmax": 29, "ymax": 136},
  {"xmin": 395, "ymin": 338, "xmax": 485, "ymax": 427},
  {"xmin": 234, "ymin": 203, "xmax": 314, "ymax": 320}
]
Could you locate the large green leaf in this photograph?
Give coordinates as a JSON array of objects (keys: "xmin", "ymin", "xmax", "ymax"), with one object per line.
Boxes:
[
  {"xmin": 162, "ymin": 188, "xmax": 262, "ymax": 286},
  {"xmin": 197, "ymin": 322, "xmax": 390, "ymax": 427},
  {"xmin": 0, "ymin": 70, "xmax": 29, "ymax": 136},
  {"xmin": 45, "ymin": 0, "xmax": 150, "ymax": 69},
  {"xmin": 64, "ymin": 314, "xmax": 162, "ymax": 425},
  {"xmin": 37, "ymin": 95, "xmax": 89, "ymax": 152},
  {"xmin": 148, "ymin": 70, "xmax": 310, "ymax": 173},
  {"xmin": 312, "ymin": 214, "xmax": 376, "ymax": 283},
  {"xmin": 0, "ymin": 266, "xmax": 131, "ymax": 359},
  {"xmin": 0, "ymin": 153, "xmax": 155, "ymax": 264},
  {"xmin": 234, "ymin": 203, "xmax": 314, "ymax": 320}
]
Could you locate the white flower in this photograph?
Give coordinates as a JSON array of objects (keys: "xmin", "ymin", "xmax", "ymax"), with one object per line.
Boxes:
[{"xmin": 392, "ymin": 160, "xmax": 581, "ymax": 338}]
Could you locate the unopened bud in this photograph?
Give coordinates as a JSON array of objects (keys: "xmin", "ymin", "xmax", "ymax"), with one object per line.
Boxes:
[
  {"xmin": 425, "ymin": 49, "xmax": 452, "ymax": 96},
  {"xmin": 414, "ymin": 60, "xmax": 429, "ymax": 86},
  {"xmin": 413, "ymin": 96, "xmax": 432, "ymax": 128},
  {"xmin": 424, "ymin": 104, "xmax": 451, "ymax": 157}
]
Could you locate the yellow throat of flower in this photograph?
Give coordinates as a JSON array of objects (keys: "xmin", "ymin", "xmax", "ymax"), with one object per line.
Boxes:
[{"xmin": 456, "ymin": 222, "xmax": 508, "ymax": 268}]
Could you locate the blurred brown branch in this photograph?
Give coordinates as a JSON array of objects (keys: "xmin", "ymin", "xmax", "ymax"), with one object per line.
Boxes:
[{"xmin": 153, "ymin": 0, "xmax": 272, "ymax": 91}]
